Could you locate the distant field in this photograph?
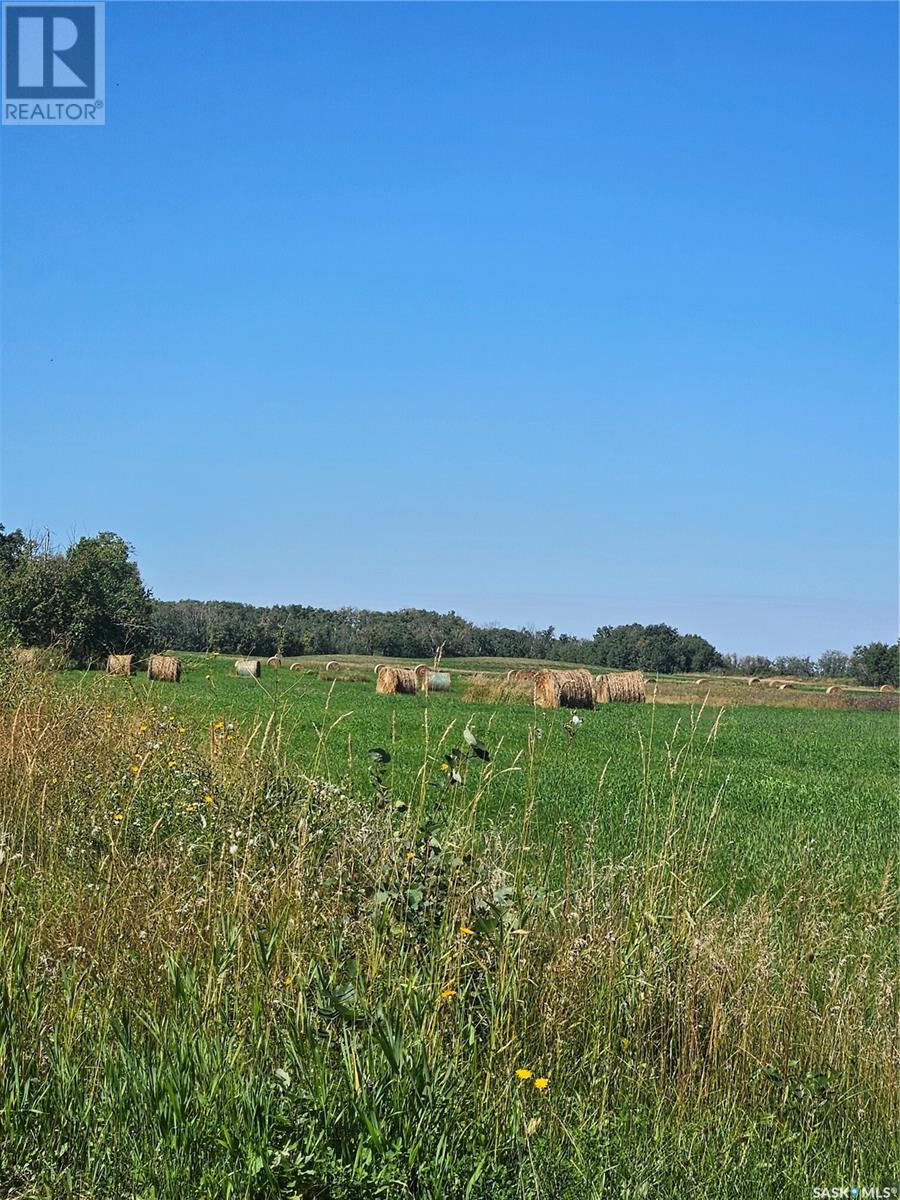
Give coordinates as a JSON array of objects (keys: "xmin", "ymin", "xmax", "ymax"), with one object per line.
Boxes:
[{"xmin": 69, "ymin": 653, "xmax": 896, "ymax": 902}]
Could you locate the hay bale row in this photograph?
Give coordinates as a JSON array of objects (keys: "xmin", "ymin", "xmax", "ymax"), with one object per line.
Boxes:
[
  {"xmin": 375, "ymin": 665, "xmax": 418, "ymax": 695},
  {"xmin": 534, "ymin": 669, "xmax": 595, "ymax": 710},
  {"xmin": 236, "ymin": 659, "xmax": 261, "ymax": 678},
  {"xmin": 106, "ymin": 654, "xmax": 134, "ymax": 677},
  {"xmin": 148, "ymin": 655, "xmax": 181, "ymax": 683},
  {"xmin": 595, "ymin": 671, "xmax": 646, "ymax": 704}
]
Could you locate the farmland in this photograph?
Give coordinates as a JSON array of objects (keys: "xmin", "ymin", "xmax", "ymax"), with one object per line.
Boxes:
[{"xmin": 0, "ymin": 653, "xmax": 895, "ymax": 1198}]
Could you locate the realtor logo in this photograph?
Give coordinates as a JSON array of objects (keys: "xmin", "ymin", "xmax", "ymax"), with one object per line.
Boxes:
[{"xmin": 3, "ymin": 2, "xmax": 104, "ymax": 124}]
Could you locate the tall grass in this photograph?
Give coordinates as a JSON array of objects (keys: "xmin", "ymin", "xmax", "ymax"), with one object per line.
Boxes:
[{"xmin": 0, "ymin": 662, "xmax": 894, "ymax": 1198}]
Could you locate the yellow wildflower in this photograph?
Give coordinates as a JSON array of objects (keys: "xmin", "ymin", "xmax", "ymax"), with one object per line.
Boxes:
[
  {"xmin": 284, "ymin": 976, "xmax": 294, "ymax": 987},
  {"xmin": 139, "ymin": 724, "xmax": 148, "ymax": 733},
  {"xmin": 440, "ymin": 762, "xmax": 450, "ymax": 772},
  {"xmin": 515, "ymin": 1068, "xmax": 533, "ymax": 1080},
  {"xmin": 130, "ymin": 765, "xmax": 140, "ymax": 774},
  {"xmin": 406, "ymin": 851, "xmax": 415, "ymax": 860},
  {"xmin": 459, "ymin": 925, "xmax": 475, "ymax": 937},
  {"xmin": 178, "ymin": 726, "xmax": 186, "ymax": 734},
  {"xmin": 534, "ymin": 1077, "xmax": 550, "ymax": 1090},
  {"xmin": 112, "ymin": 812, "xmax": 124, "ymax": 822},
  {"xmin": 440, "ymin": 988, "xmax": 457, "ymax": 1001},
  {"xmin": 213, "ymin": 721, "xmax": 225, "ymax": 730},
  {"xmin": 203, "ymin": 794, "xmax": 214, "ymax": 805},
  {"xmin": 50, "ymin": 777, "xmax": 58, "ymax": 785}
]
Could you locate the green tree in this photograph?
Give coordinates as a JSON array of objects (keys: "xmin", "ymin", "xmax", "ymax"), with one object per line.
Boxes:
[
  {"xmin": 849, "ymin": 642, "xmax": 899, "ymax": 688},
  {"xmin": 817, "ymin": 649, "xmax": 850, "ymax": 678},
  {"xmin": 64, "ymin": 533, "xmax": 152, "ymax": 665}
]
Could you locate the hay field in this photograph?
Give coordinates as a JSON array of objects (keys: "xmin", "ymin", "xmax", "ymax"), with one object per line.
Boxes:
[{"xmin": 0, "ymin": 652, "xmax": 895, "ymax": 1198}]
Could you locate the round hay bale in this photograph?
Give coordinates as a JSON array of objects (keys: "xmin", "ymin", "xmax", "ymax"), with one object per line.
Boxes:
[
  {"xmin": 777, "ymin": 683, "xmax": 791, "ymax": 690},
  {"xmin": 879, "ymin": 684, "xmax": 895, "ymax": 693},
  {"xmin": 374, "ymin": 664, "xmax": 385, "ymax": 675},
  {"xmin": 289, "ymin": 662, "xmax": 304, "ymax": 672},
  {"xmin": 534, "ymin": 669, "xmax": 595, "ymax": 710},
  {"xmin": 423, "ymin": 670, "xmax": 451, "ymax": 693},
  {"xmin": 695, "ymin": 678, "xmax": 708, "ymax": 688},
  {"xmin": 748, "ymin": 677, "xmax": 761, "ymax": 686},
  {"xmin": 826, "ymin": 685, "xmax": 842, "ymax": 694},
  {"xmin": 107, "ymin": 654, "xmax": 134, "ymax": 677},
  {"xmin": 325, "ymin": 661, "xmax": 340, "ymax": 672},
  {"xmin": 266, "ymin": 656, "xmax": 281, "ymax": 668},
  {"xmin": 375, "ymin": 665, "xmax": 417, "ymax": 695},
  {"xmin": 147, "ymin": 655, "xmax": 181, "ymax": 683},
  {"xmin": 235, "ymin": 659, "xmax": 261, "ymax": 678},
  {"xmin": 413, "ymin": 664, "xmax": 429, "ymax": 681},
  {"xmin": 597, "ymin": 670, "xmax": 646, "ymax": 704}
]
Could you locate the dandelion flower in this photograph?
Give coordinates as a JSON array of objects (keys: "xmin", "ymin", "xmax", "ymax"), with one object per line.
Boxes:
[
  {"xmin": 130, "ymin": 765, "xmax": 140, "ymax": 774},
  {"xmin": 204, "ymin": 794, "xmax": 214, "ymax": 805},
  {"xmin": 284, "ymin": 976, "xmax": 294, "ymax": 988},
  {"xmin": 213, "ymin": 721, "xmax": 225, "ymax": 730},
  {"xmin": 515, "ymin": 1068, "xmax": 533, "ymax": 1080},
  {"xmin": 406, "ymin": 851, "xmax": 415, "ymax": 860},
  {"xmin": 112, "ymin": 812, "xmax": 124, "ymax": 823},
  {"xmin": 440, "ymin": 988, "xmax": 457, "ymax": 1001},
  {"xmin": 534, "ymin": 1077, "xmax": 550, "ymax": 1090},
  {"xmin": 459, "ymin": 925, "xmax": 474, "ymax": 937},
  {"xmin": 167, "ymin": 760, "xmax": 176, "ymax": 768},
  {"xmin": 440, "ymin": 762, "xmax": 450, "ymax": 772},
  {"xmin": 50, "ymin": 777, "xmax": 57, "ymax": 785},
  {"xmin": 139, "ymin": 724, "xmax": 148, "ymax": 733}
]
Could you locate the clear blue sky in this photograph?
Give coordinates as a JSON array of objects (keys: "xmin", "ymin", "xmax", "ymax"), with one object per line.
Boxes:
[{"xmin": 2, "ymin": 1, "xmax": 897, "ymax": 657}]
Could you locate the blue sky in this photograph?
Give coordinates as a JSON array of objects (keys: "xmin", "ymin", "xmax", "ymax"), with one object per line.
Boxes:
[{"xmin": 2, "ymin": 1, "xmax": 896, "ymax": 656}]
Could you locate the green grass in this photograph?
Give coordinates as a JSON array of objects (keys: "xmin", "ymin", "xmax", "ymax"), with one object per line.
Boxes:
[
  {"xmin": 84, "ymin": 653, "xmax": 895, "ymax": 903},
  {"xmin": 0, "ymin": 654, "xmax": 895, "ymax": 1199}
]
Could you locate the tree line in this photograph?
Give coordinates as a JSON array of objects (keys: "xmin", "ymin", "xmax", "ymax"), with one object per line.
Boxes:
[{"xmin": 0, "ymin": 526, "xmax": 896, "ymax": 686}]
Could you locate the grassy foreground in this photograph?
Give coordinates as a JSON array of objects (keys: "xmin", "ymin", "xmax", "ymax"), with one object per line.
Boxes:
[{"xmin": 0, "ymin": 657, "xmax": 895, "ymax": 1198}]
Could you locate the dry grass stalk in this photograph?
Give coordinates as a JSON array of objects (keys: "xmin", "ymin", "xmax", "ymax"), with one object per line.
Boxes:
[
  {"xmin": 534, "ymin": 669, "xmax": 595, "ymax": 709},
  {"xmin": 147, "ymin": 655, "xmax": 181, "ymax": 683},
  {"xmin": 375, "ymin": 665, "xmax": 418, "ymax": 695},
  {"xmin": 106, "ymin": 654, "xmax": 134, "ymax": 677},
  {"xmin": 235, "ymin": 659, "xmax": 260, "ymax": 679}
]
